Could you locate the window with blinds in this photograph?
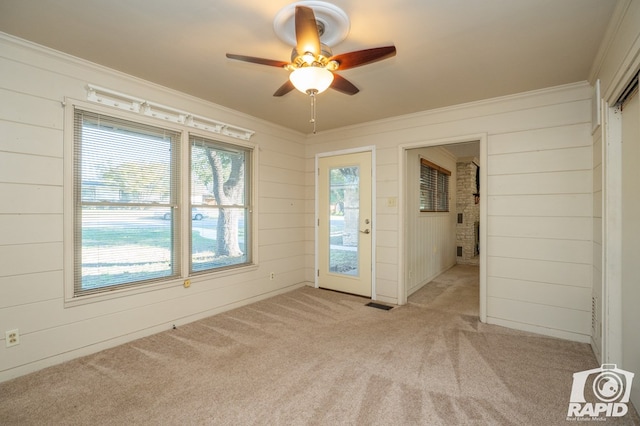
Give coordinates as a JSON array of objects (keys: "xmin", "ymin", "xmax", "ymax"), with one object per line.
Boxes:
[
  {"xmin": 73, "ymin": 109, "xmax": 180, "ymax": 296},
  {"xmin": 419, "ymin": 158, "xmax": 450, "ymax": 212},
  {"xmin": 71, "ymin": 106, "xmax": 256, "ymax": 298},
  {"xmin": 190, "ymin": 136, "xmax": 252, "ymax": 273}
]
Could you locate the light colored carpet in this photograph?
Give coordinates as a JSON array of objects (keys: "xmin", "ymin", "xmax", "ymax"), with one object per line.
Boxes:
[{"xmin": 1, "ymin": 265, "xmax": 638, "ymax": 425}]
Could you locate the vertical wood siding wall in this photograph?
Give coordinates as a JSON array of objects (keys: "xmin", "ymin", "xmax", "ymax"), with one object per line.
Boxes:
[{"xmin": 405, "ymin": 147, "xmax": 457, "ymax": 295}]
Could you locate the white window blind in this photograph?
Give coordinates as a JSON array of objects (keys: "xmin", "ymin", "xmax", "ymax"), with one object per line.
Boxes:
[
  {"xmin": 74, "ymin": 109, "xmax": 180, "ymax": 295},
  {"xmin": 420, "ymin": 158, "xmax": 450, "ymax": 212}
]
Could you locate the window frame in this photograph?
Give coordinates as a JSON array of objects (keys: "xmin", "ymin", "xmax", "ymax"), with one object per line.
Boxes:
[
  {"xmin": 419, "ymin": 157, "xmax": 451, "ymax": 212},
  {"xmin": 73, "ymin": 108, "xmax": 182, "ymax": 296},
  {"xmin": 189, "ymin": 135, "xmax": 253, "ymax": 275},
  {"xmin": 63, "ymin": 99, "xmax": 258, "ymax": 306}
]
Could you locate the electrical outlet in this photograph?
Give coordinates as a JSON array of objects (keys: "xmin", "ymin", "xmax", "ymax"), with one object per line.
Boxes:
[
  {"xmin": 6, "ymin": 329, "xmax": 19, "ymax": 348},
  {"xmin": 270, "ymin": 272, "xmax": 275, "ymax": 281}
]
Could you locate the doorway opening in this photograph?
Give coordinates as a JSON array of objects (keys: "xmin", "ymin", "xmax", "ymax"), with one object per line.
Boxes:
[{"xmin": 399, "ymin": 136, "xmax": 486, "ymax": 322}]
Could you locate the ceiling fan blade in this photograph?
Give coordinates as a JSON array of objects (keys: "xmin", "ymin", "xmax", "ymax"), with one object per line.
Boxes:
[
  {"xmin": 226, "ymin": 53, "xmax": 289, "ymax": 68},
  {"xmin": 295, "ymin": 6, "xmax": 321, "ymax": 56},
  {"xmin": 273, "ymin": 80, "xmax": 295, "ymax": 97},
  {"xmin": 330, "ymin": 74, "xmax": 360, "ymax": 95},
  {"xmin": 330, "ymin": 46, "xmax": 397, "ymax": 70}
]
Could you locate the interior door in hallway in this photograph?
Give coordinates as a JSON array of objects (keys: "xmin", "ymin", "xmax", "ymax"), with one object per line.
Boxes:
[{"xmin": 318, "ymin": 152, "xmax": 372, "ymax": 297}]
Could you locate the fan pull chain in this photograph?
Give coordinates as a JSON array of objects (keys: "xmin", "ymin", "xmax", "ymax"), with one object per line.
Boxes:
[{"xmin": 309, "ymin": 91, "xmax": 317, "ymax": 134}]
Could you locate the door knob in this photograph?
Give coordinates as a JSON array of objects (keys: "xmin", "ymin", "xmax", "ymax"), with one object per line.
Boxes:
[{"xmin": 360, "ymin": 229, "xmax": 370, "ymax": 234}]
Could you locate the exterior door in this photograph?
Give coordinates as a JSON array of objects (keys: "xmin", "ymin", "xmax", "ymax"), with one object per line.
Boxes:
[{"xmin": 318, "ymin": 152, "xmax": 372, "ymax": 297}]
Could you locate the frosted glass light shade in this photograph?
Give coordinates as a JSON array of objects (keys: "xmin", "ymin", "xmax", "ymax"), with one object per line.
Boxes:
[{"xmin": 289, "ymin": 67, "xmax": 334, "ymax": 94}]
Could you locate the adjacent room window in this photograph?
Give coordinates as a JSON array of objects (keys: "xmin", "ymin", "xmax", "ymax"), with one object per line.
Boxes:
[
  {"xmin": 419, "ymin": 158, "xmax": 450, "ymax": 212},
  {"xmin": 74, "ymin": 109, "xmax": 180, "ymax": 295},
  {"xmin": 190, "ymin": 136, "xmax": 252, "ymax": 273},
  {"xmin": 71, "ymin": 105, "xmax": 255, "ymax": 299}
]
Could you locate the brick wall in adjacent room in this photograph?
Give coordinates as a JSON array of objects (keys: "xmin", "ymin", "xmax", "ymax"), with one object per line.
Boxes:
[{"xmin": 456, "ymin": 161, "xmax": 480, "ymax": 265}]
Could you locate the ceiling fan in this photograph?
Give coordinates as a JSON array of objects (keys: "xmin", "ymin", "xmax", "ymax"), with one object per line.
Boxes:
[{"xmin": 225, "ymin": 2, "xmax": 396, "ymax": 131}]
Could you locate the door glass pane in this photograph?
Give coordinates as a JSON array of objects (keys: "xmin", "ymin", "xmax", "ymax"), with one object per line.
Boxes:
[{"xmin": 329, "ymin": 166, "xmax": 359, "ymax": 276}]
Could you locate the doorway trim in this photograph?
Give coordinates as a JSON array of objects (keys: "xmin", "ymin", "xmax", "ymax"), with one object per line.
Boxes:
[
  {"xmin": 397, "ymin": 134, "xmax": 488, "ymax": 322},
  {"xmin": 315, "ymin": 146, "xmax": 377, "ymax": 299}
]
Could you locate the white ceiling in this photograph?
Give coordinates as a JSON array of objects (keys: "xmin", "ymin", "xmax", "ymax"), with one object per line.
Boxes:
[{"xmin": 0, "ymin": 0, "xmax": 617, "ymax": 134}]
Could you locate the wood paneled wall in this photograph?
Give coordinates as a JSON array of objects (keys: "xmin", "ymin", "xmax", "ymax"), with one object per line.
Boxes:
[
  {"xmin": 486, "ymin": 124, "xmax": 592, "ymax": 340},
  {"xmin": 0, "ymin": 34, "xmax": 308, "ymax": 382},
  {"xmin": 405, "ymin": 147, "xmax": 457, "ymax": 295},
  {"xmin": 306, "ymin": 83, "xmax": 593, "ymax": 342}
]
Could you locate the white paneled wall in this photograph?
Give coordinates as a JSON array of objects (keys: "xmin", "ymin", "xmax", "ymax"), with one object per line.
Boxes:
[
  {"xmin": 0, "ymin": 34, "xmax": 307, "ymax": 382},
  {"xmin": 374, "ymin": 147, "xmax": 399, "ymax": 299},
  {"xmin": 405, "ymin": 147, "xmax": 457, "ymax": 295},
  {"xmin": 306, "ymin": 82, "xmax": 592, "ymax": 342},
  {"xmin": 486, "ymin": 124, "xmax": 592, "ymax": 341}
]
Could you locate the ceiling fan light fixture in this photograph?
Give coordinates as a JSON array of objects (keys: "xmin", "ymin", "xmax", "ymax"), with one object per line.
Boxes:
[
  {"xmin": 302, "ymin": 52, "xmax": 316, "ymax": 65},
  {"xmin": 289, "ymin": 66, "xmax": 334, "ymax": 94},
  {"xmin": 226, "ymin": 2, "xmax": 396, "ymax": 132}
]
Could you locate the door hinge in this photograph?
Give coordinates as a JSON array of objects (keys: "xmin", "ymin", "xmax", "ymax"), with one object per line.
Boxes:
[
  {"xmin": 317, "ymin": 218, "xmax": 320, "ymax": 226},
  {"xmin": 317, "ymin": 269, "xmax": 319, "ymax": 277}
]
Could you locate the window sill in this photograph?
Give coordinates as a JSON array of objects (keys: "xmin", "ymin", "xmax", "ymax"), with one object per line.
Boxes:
[{"xmin": 64, "ymin": 263, "xmax": 259, "ymax": 308}]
